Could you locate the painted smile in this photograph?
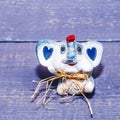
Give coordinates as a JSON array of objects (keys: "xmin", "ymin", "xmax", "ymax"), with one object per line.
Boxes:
[
  {"xmin": 68, "ymin": 62, "xmax": 77, "ymax": 66},
  {"xmin": 62, "ymin": 60, "xmax": 77, "ymax": 66}
]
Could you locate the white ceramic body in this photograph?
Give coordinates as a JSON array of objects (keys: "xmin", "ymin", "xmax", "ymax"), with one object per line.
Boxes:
[{"xmin": 36, "ymin": 40, "xmax": 103, "ymax": 94}]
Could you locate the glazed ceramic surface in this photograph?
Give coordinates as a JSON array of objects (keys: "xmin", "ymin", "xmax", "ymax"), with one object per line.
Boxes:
[{"xmin": 36, "ymin": 39, "xmax": 103, "ymax": 94}]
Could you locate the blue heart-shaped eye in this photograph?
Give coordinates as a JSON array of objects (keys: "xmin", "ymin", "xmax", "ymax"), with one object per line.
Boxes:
[
  {"xmin": 43, "ymin": 46, "xmax": 53, "ymax": 60},
  {"xmin": 87, "ymin": 47, "xmax": 97, "ymax": 60}
]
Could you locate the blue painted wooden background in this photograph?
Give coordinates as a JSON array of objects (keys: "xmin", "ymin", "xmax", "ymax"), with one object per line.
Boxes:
[{"xmin": 0, "ymin": 0, "xmax": 120, "ymax": 120}]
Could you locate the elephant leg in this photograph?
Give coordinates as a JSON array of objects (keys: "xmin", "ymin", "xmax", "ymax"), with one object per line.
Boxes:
[
  {"xmin": 57, "ymin": 80, "xmax": 69, "ymax": 95},
  {"xmin": 57, "ymin": 79, "xmax": 83, "ymax": 95},
  {"xmin": 84, "ymin": 77, "xmax": 95, "ymax": 93}
]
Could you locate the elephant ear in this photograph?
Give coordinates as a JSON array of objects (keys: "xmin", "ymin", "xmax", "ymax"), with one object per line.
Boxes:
[
  {"xmin": 36, "ymin": 40, "xmax": 55, "ymax": 68},
  {"xmin": 83, "ymin": 41, "xmax": 103, "ymax": 67}
]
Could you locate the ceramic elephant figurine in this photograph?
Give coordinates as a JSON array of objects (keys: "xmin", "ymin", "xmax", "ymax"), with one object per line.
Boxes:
[{"xmin": 36, "ymin": 35, "xmax": 103, "ymax": 96}]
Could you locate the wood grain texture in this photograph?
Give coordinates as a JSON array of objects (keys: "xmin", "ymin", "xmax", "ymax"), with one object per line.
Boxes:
[
  {"xmin": 0, "ymin": 0, "xmax": 120, "ymax": 120},
  {"xmin": 0, "ymin": 0, "xmax": 120, "ymax": 41},
  {"xmin": 0, "ymin": 42, "xmax": 120, "ymax": 120}
]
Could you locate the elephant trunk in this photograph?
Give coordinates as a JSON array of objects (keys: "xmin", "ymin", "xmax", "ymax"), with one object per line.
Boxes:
[
  {"xmin": 66, "ymin": 35, "xmax": 76, "ymax": 64},
  {"xmin": 67, "ymin": 41, "xmax": 76, "ymax": 63}
]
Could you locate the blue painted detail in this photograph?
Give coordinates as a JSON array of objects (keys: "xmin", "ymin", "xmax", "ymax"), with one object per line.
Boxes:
[
  {"xmin": 87, "ymin": 47, "xmax": 97, "ymax": 60},
  {"xmin": 36, "ymin": 40, "xmax": 54, "ymax": 61},
  {"xmin": 77, "ymin": 44, "xmax": 82, "ymax": 55},
  {"xmin": 67, "ymin": 42, "xmax": 76, "ymax": 62},
  {"xmin": 36, "ymin": 39, "xmax": 54, "ymax": 54},
  {"xmin": 43, "ymin": 46, "xmax": 53, "ymax": 60},
  {"xmin": 61, "ymin": 45, "xmax": 66, "ymax": 54}
]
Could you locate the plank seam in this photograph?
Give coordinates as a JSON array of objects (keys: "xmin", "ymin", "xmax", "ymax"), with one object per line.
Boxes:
[{"xmin": 0, "ymin": 40, "xmax": 120, "ymax": 43}]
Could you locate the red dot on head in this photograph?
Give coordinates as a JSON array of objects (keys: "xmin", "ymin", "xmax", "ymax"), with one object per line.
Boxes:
[{"xmin": 66, "ymin": 34, "xmax": 76, "ymax": 42}]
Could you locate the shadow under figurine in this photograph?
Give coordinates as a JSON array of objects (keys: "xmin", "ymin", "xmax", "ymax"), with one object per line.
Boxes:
[{"xmin": 31, "ymin": 35, "xmax": 103, "ymax": 117}]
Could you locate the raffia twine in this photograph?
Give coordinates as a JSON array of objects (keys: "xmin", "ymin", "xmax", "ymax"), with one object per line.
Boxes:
[{"xmin": 31, "ymin": 69, "xmax": 93, "ymax": 117}]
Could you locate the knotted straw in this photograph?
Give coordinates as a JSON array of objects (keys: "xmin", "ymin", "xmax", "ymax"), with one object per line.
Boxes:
[{"xmin": 31, "ymin": 69, "xmax": 93, "ymax": 117}]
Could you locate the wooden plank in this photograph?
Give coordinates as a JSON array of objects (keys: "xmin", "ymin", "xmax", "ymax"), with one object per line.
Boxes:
[
  {"xmin": 0, "ymin": 42, "xmax": 120, "ymax": 120},
  {"xmin": 0, "ymin": 0, "xmax": 120, "ymax": 41}
]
